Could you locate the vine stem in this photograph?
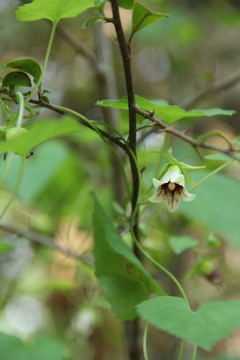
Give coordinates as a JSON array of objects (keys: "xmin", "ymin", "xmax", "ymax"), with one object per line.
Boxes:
[
  {"xmin": 0, "ymin": 92, "xmax": 25, "ymax": 202},
  {"xmin": 24, "ymin": 21, "xmax": 58, "ymax": 105},
  {"xmin": 188, "ymin": 159, "xmax": 234, "ymax": 192},
  {"xmin": 178, "ymin": 339, "xmax": 186, "ymax": 360},
  {"xmin": 143, "ymin": 321, "xmax": 149, "ymax": 360},
  {"xmin": 130, "ymin": 204, "xmax": 190, "ymax": 305},
  {"xmin": 0, "ymin": 156, "xmax": 25, "ymax": 221}
]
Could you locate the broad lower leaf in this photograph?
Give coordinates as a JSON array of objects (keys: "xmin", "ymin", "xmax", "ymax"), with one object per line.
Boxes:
[
  {"xmin": 96, "ymin": 95, "xmax": 235, "ymax": 125},
  {"xmin": 181, "ymin": 172, "xmax": 240, "ymax": 247},
  {"xmin": 132, "ymin": 2, "xmax": 169, "ymax": 36},
  {"xmin": 16, "ymin": 0, "xmax": 95, "ymax": 24},
  {"xmin": 169, "ymin": 236, "xmax": 198, "ymax": 254},
  {"xmin": 0, "ymin": 116, "xmax": 80, "ymax": 157},
  {"xmin": 92, "ymin": 195, "xmax": 165, "ymax": 320},
  {"xmin": 2, "ymin": 71, "xmax": 32, "ymax": 89},
  {"xmin": 137, "ymin": 296, "xmax": 240, "ymax": 350},
  {"xmin": 1, "ymin": 59, "xmax": 41, "ymax": 84},
  {"xmin": 0, "ymin": 333, "xmax": 66, "ymax": 360}
]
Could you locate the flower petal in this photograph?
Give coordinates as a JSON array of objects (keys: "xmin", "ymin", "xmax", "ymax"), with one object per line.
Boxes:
[
  {"xmin": 181, "ymin": 188, "xmax": 196, "ymax": 202},
  {"xmin": 152, "ymin": 178, "xmax": 164, "ymax": 188},
  {"xmin": 149, "ymin": 186, "xmax": 165, "ymax": 203},
  {"xmin": 166, "ymin": 191, "xmax": 181, "ymax": 213},
  {"xmin": 160, "ymin": 165, "xmax": 181, "ymax": 184}
]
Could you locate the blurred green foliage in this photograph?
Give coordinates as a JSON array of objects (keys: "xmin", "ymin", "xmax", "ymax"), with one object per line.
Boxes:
[{"xmin": 0, "ymin": 0, "xmax": 240, "ymax": 359}]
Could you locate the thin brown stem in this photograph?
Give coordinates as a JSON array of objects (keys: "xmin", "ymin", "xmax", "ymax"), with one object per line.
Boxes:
[
  {"xmin": 0, "ymin": 89, "xmax": 128, "ymax": 154},
  {"xmin": 110, "ymin": 0, "xmax": 139, "ymax": 209},
  {"xmin": 134, "ymin": 104, "xmax": 240, "ymax": 162}
]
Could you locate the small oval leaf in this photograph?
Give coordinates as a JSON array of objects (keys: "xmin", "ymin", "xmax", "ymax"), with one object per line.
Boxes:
[
  {"xmin": 2, "ymin": 71, "xmax": 32, "ymax": 89},
  {"xmin": 2, "ymin": 59, "xmax": 42, "ymax": 84}
]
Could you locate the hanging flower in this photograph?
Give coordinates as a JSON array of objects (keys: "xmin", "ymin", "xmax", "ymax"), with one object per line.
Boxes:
[{"xmin": 148, "ymin": 165, "xmax": 195, "ymax": 213}]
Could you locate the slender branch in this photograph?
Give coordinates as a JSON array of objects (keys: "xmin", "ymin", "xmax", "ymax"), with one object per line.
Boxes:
[
  {"xmin": 0, "ymin": 223, "xmax": 93, "ymax": 266},
  {"xmin": 0, "ymin": 89, "xmax": 128, "ymax": 154},
  {"xmin": 134, "ymin": 105, "xmax": 240, "ymax": 162},
  {"xmin": 110, "ymin": 0, "xmax": 139, "ymax": 209},
  {"xmin": 110, "ymin": 2, "xmax": 141, "ymax": 360}
]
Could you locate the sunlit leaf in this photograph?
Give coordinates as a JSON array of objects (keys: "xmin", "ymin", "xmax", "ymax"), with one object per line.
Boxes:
[
  {"xmin": 16, "ymin": 0, "xmax": 95, "ymax": 24},
  {"xmin": 137, "ymin": 296, "xmax": 240, "ymax": 350},
  {"xmin": 1, "ymin": 59, "xmax": 41, "ymax": 84},
  {"xmin": 92, "ymin": 194, "xmax": 165, "ymax": 320},
  {"xmin": 132, "ymin": 2, "xmax": 169, "ymax": 36},
  {"xmin": 96, "ymin": 95, "xmax": 235, "ymax": 124},
  {"xmin": 0, "ymin": 116, "xmax": 80, "ymax": 157}
]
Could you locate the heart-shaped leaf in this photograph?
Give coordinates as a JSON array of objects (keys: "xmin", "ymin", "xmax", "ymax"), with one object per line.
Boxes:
[
  {"xmin": 137, "ymin": 296, "xmax": 240, "ymax": 350},
  {"xmin": 92, "ymin": 195, "xmax": 165, "ymax": 320},
  {"xmin": 132, "ymin": 2, "xmax": 169, "ymax": 36},
  {"xmin": 1, "ymin": 59, "xmax": 42, "ymax": 84},
  {"xmin": 16, "ymin": 0, "xmax": 95, "ymax": 24}
]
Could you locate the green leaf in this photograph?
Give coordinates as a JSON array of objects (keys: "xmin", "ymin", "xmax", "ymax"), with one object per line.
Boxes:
[
  {"xmin": 188, "ymin": 108, "xmax": 235, "ymax": 117},
  {"xmin": 96, "ymin": 95, "xmax": 235, "ymax": 125},
  {"xmin": 0, "ymin": 141, "xmax": 69, "ymax": 202},
  {"xmin": 2, "ymin": 71, "xmax": 32, "ymax": 89},
  {"xmin": 132, "ymin": 2, "xmax": 169, "ymax": 36},
  {"xmin": 81, "ymin": 15, "xmax": 103, "ymax": 29},
  {"xmin": 0, "ymin": 333, "xmax": 67, "ymax": 360},
  {"xmin": 169, "ymin": 236, "xmax": 198, "ymax": 254},
  {"xmin": 0, "ymin": 116, "xmax": 80, "ymax": 157},
  {"xmin": 181, "ymin": 172, "xmax": 240, "ymax": 247},
  {"xmin": 1, "ymin": 59, "xmax": 41, "ymax": 84},
  {"xmin": 16, "ymin": 0, "xmax": 95, "ymax": 24},
  {"xmin": 137, "ymin": 296, "xmax": 240, "ymax": 350},
  {"xmin": 92, "ymin": 194, "xmax": 165, "ymax": 321},
  {"xmin": 205, "ymin": 154, "xmax": 233, "ymax": 161}
]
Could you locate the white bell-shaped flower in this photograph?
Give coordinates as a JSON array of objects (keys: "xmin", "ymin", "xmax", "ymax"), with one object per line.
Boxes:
[{"xmin": 149, "ymin": 165, "xmax": 195, "ymax": 213}]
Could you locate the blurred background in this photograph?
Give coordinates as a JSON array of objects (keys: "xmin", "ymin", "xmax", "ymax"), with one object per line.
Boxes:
[{"xmin": 0, "ymin": 0, "xmax": 240, "ymax": 359}]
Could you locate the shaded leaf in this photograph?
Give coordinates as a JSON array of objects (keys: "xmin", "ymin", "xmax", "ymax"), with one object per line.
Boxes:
[
  {"xmin": 0, "ymin": 116, "xmax": 80, "ymax": 157},
  {"xmin": 0, "ymin": 333, "xmax": 66, "ymax": 360},
  {"xmin": 16, "ymin": 0, "xmax": 95, "ymax": 24},
  {"xmin": 181, "ymin": 172, "xmax": 240, "ymax": 247},
  {"xmin": 132, "ymin": 2, "xmax": 169, "ymax": 36},
  {"xmin": 137, "ymin": 296, "xmax": 240, "ymax": 350},
  {"xmin": 92, "ymin": 194, "xmax": 165, "ymax": 320},
  {"xmin": 1, "ymin": 59, "xmax": 41, "ymax": 84},
  {"xmin": 2, "ymin": 71, "xmax": 32, "ymax": 89},
  {"xmin": 96, "ymin": 95, "xmax": 235, "ymax": 125},
  {"xmin": 169, "ymin": 236, "xmax": 198, "ymax": 254}
]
